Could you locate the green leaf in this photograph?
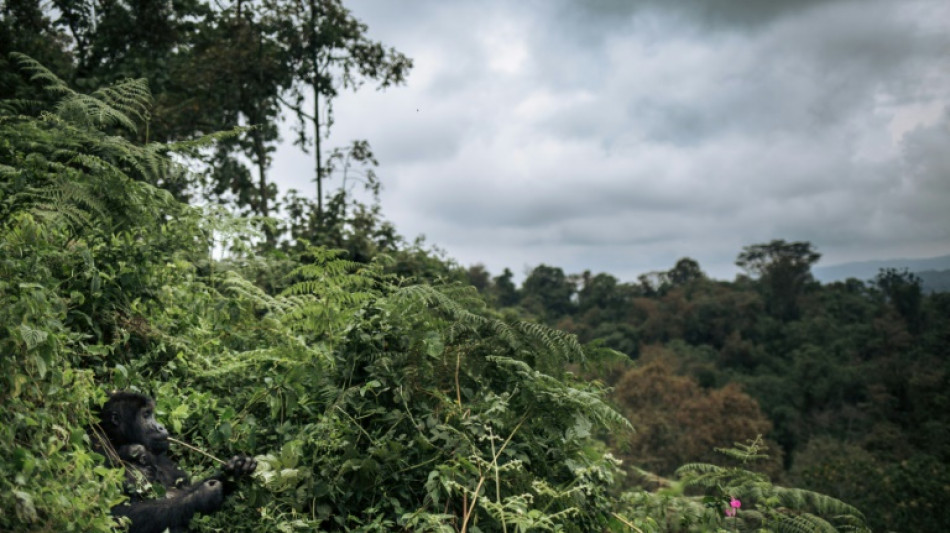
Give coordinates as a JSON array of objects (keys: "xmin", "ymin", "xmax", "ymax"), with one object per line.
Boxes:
[
  {"xmin": 424, "ymin": 331, "xmax": 444, "ymax": 357},
  {"xmin": 18, "ymin": 323, "xmax": 48, "ymax": 350},
  {"xmin": 13, "ymin": 490, "xmax": 38, "ymax": 524},
  {"xmin": 32, "ymin": 354, "xmax": 47, "ymax": 378}
]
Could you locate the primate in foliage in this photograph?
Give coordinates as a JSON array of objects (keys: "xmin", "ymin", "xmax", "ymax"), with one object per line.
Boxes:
[{"xmin": 92, "ymin": 391, "xmax": 257, "ymax": 533}]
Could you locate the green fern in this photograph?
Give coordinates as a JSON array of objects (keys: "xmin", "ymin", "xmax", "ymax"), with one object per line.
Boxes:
[
  {"xmin": 278, "ymin": 248, "xmax": 381, "ymax": 339},
  {"xmin": 10, "ymin": 53, "xmax": 149, "ymax": 133},
  {"xmin": 667, "ymin": 438, "xmax": 869, "ymax": 532},
  {"xmin": 8, "ymin": 53, "xmax": 72, "ymax": 95},
  {"xmin": 714, "ymin": 435, "xmax": 770, "ymax": 464},
  {"xmin": 772, "ymin": 487, "xmax": 866, "ymax": 525},
  {"xmin": 776, "ymin": 513, "xmax": 838, "ymax": 533},
  {"xmin": 387, "ymin": 283, "xmax": 586, "ymax": 368},
  {"xmin": 676, "ymin": 462, "xmax": 726, "ymax": 477},
  {"xmin": 1, "ymin": 55, "xmax": 182, "ymax": 234}
]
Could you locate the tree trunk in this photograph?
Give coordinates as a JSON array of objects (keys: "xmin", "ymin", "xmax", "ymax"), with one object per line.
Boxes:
[
  {"xmin": 314, "ymin": 88, "xmax": 322, "ymax": 217},
  {"xmin": 254, "ymin": 128, "xmax": 275, "ymax": 245},
  {"xmin": 309, "ymin": 0, "xmax": 323, "ymax": 218}
]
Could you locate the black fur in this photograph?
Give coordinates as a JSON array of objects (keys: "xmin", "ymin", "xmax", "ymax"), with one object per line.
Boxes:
[{"xmin": 95, "ymin": 392, "xmax": 256, "ymax": 533}]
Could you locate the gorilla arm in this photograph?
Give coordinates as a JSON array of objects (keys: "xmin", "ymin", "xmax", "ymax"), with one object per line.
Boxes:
[
  {"xmin": 111, "ymin": 452, "xmax": 255, "ymax": 533},
  {"xmin": 112, "ymin": 478, "xmax": 224, "ymax": 533}
]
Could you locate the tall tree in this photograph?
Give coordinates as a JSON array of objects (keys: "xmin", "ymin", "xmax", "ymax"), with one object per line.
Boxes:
[
  {"xmin": 3, "ymin": 1, "xmax": 411, "ymax": 246},
  {"xmin": 3, "ymin": 0, "xmax": 271, "ymax": 203},
  {"xmin": 612, "ymin": 358, "xmax": 776, "ymax": 477},
  {"xmin": 522, "ymin": 264, "xmax": 576, "ymax": 320},
  {"xmin": 492, "ymin": 267, "xmax": 520, "ymax": 307},
  {"xmin": 49, "ymin": 0, "xmax": 204, "ymax": 93},
  {"xmin": 667, "ymin": 257, "xmax": 705, "ymax": 286},
  {"xmin": 182, "ymin": 3, "xmax": 294, "ymax": 243},
  {"xmin": 875, "ymin": 268, "xmax": 923, "ymax": 332},
  {"xmin": 274, "ymin": 0, "xmax": 412, "ymax": 216},
  {"xmin": 280, "ymin": 139, "xmax": 398, "ymax": 258},
  {"xmin": 736, "ymin": 240, "xmax": 821, "ymax": 320},
  {"xmin": 465, "ymin": 264, "xmax": 491, "ymax": 293},
  {"xmin": 577, "ymin": 271, "xmax": 622, "ymax": 315}
]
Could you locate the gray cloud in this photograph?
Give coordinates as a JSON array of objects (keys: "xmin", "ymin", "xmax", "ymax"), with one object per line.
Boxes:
[
  {"xmin": 274, "ymin": 0, "xmax": 950, "ymax": 281},
  {"xmin": 564, "ymin": 0, "xmax": 859, "ymax": 33}
]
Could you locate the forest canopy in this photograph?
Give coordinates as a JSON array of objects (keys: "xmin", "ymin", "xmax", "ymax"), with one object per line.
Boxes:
[{"xmin": 2, "ymin": 2, "xmax": 948, "ymax": 532}]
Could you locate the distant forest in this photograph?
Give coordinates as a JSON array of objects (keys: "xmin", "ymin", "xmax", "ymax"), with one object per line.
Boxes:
[
  {"xmin": 2, "ymin": 2, "xmax": 948, "ymax": 532},
  {"xmin": 462, "ymin": 246, "xmax": 950, "ymax": 530},
  {"xmin": 919, "ymin": 270, "xmax": 950, "ymax": 293},
  {"xmin": 814, "ymin": 255, "xmax": 950, "ymax": 294}
]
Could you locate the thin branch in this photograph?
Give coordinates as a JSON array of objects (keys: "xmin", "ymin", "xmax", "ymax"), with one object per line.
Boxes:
[
  {"xmin": 455, "ymin": 348, "xmax": 463, "ymax": 409},
  {"xmin": 611, "ymin": 512, "xmax": 645, "ymax": 533},
  {"xmin": 276, "ymin": 93, "xmax": 315, "ymax": 121},
  {"xmin": 167, "ymin": 437, "xmax": 226, "ymax": 465},
  {"xmin": 460, "ymin": 415, "xmax": 529, "ymax": 533},
  {"xmin": 489, "ymin": 426, "xmax": 507, "ymax": 533}
]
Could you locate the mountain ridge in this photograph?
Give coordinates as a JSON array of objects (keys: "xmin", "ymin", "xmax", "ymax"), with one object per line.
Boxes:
[{"xmin": 813, "ymin": 253, "xmax": 950, "ymax": 292}]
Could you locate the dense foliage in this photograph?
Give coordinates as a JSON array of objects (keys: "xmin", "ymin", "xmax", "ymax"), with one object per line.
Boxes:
[
  {"xmin": 471, "ymin": 247, "xmax": 950, "ymax": 531},
  {"xmin": 0, "ymin": 57, "xmax": 877, "ymax": 532},
  {"xmin": 6, "ymin": 3, "xmax": 935, "ymax": 529},
  {"xmin": 0, "ymin": 58, "xmax": 626, "ymax": 532},
  {"xmin": 1, "ymin": 0, "xmax": 411, "ymax": 242}
]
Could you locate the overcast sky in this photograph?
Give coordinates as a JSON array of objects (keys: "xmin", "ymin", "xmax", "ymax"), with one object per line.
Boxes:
[{"xmin": 270, "ymin": 0, "xmax": 950, "ymax": 281}]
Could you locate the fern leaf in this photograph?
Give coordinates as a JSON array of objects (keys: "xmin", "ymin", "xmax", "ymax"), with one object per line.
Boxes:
[
  {"xmin": 675, "ymin": 462, "xmax": 725, "ymax": 476},
  {"xmin": 776, "ymin": 513, "xmax": 838, "ymax": 533},
  {"xmin": 9, "ymin": 53, "xmax": 72, "ymax": 96},
  {"xmin": 772, "ymin": 487, "xmax": 865, "ymax": 523}
]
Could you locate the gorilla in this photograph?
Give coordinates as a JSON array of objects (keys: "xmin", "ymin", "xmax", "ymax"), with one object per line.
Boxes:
[{"xmin": 93, "ymin": 391, "xmax": 257, "ymax": 533}]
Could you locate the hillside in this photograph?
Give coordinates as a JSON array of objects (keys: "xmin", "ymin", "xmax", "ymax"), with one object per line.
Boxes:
[
  {"xmin": 813, "ymin": 254, "xmax": 950, "ymax": 286},
  {"xmin": 0, "ymin": 59, "xmax": 882, "ymax": 533},
  {"xmin": 918, "ymin": 269, "xmax": 950, "ymax": 293}
]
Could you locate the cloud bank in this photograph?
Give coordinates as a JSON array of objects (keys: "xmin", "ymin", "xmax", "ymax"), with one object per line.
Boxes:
[{"xmin": 271, "ymin": 0, "xmax": 950, "ymax": 280}]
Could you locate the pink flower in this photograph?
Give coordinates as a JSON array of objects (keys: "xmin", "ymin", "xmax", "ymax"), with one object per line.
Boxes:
[{"xmin": 724, "ymin": 497, "xmax": 741, "ymax": 517}]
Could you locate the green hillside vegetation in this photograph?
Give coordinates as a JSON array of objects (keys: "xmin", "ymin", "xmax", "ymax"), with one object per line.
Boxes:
[
  {"xmin": 468, "ymin": 253, "xmax": 950, "ymax": 531},
  {"xmin": 2, "ymin": 3, "xmax": 943, "ymax": 531},
  {"xmin": 918, "ymin": 269, "xmax": 950, "ymax": 293},
  {"xmin": 1, "ymin": 57, "xmax": 883, "ymax": 533}
]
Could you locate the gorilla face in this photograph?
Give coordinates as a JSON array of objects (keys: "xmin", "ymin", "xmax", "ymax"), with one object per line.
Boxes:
[
  {"xmin": 100, "ymin": 392, "xmax": 169, "ymax": 452},
  {"xmin": 134, "ymin": 402, "xmax": 169, "ymax": 454}
]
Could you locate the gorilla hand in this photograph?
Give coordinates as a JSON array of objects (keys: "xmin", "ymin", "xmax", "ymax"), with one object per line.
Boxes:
[
  {"xmin": 223, "ymin": 454, "xmax": 258, "ymax": 478},
  {"xmin": 117, "ymin": 444, "xmax": 151, "ymax": 465}
]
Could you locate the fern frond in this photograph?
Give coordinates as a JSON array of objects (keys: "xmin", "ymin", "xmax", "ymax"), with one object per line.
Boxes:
[
  {"xmin": 187, "ymin": 345, "xmax": 328, "ymax": 378},
  {"xmin": 56, "ymin": 93, "xmax": 139, "ymax": 132},
  {"xmin": 31, "ymin": 203, "xmax": 93, "ymax": 229},
  {"xmin": 91, "ymin": 78, "xmax": 151, "ymax": 122},
  {"xmin": 9, "ymin": 52, "xmax": 72, "ymax": 96},
  {"xmin": 772, "ymin": 487, "xmax": 865, "ymax": 523},
  {"xmin": 486, "ymin": 355, "xmax": 631, "ymax": 431},
  {"xmin": 388, "ymin": 284, "xmax": 587, "ymax": 368},
  {"xmin": 218, "ymin": 270, "xmax": 279, "ymax": 308},
  {"xmin": 11, "ymin": 55, "xmax": 150, "ymax": 133},
  {"xmin": 716, "ymin": 448, "xmax": 771, "ymax": 463},
  {"xmin": 675, "ymin": 462, "xmax": 736, "ymax": 490},
  {"xmin": 776, "ymin": 513, "xmax": 838, "ymax": 533},
  {"xmin": 713, "ymin": 435, "xmax": 769, "ymax": 464},
  {"xmin": 675, "ymin": 462, "xmax": 725, "ymax": 476},
  {"xmin": 514, "ymin": 320, "xmax": 585, "ymax": 363},
  {"xmin": 0, "ymin": 163, "xmax": 17, "ymax": 176},
  {"xmin": 12, "ymin": 173, "xmax": 108, "ymax": 227},
  {"xmin": 0, "ymin": 98, "xmax": 46, "ymax": 115},
  {"xmin": 164, "ymin": 126, "xmax": 247, "ymax": 155}
]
